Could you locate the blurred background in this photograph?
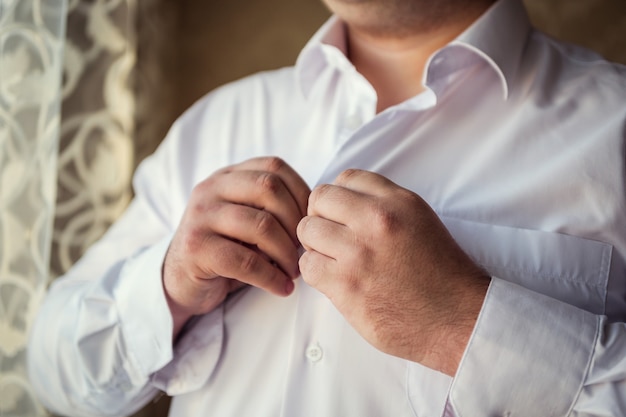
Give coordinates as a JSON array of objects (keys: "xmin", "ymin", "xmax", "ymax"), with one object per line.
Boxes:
[{"xmin": 1, "ymin": 0, "xmax": 625, "ymax": 416}]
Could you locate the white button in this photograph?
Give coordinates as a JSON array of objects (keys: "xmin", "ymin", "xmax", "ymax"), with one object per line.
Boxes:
[{"xmin": 305, "ymin": 344, "xmax": 323, "ymax": 362}]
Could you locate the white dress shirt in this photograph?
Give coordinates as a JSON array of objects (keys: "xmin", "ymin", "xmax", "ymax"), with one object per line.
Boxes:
[{"xmin": 28, "ymin": 0, "xmax": 626, "ymax": 416}]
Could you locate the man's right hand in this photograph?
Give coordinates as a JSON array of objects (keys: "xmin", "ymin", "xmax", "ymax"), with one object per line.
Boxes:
[{"xmin": 163, "ymin": 157, "xmax": 310, "ymax": 338}]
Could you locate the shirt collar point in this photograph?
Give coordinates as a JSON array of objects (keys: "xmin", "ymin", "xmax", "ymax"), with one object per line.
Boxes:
[
  {"xmin": 295, "ymin": 16, "xmax": 348, "ymax": 99},
  {"xmin": 450, "ymin": 0, "xmax": 528, "ymax": 100}
]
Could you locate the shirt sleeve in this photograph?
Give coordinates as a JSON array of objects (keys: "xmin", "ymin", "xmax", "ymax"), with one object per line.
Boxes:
[
  {"xmin": 443, "ymin": 277, "xmax": 626, "ymax": 417},
  {"xmin": 26, "ymin": 118, "xmax": 225, "ymax": 417}
]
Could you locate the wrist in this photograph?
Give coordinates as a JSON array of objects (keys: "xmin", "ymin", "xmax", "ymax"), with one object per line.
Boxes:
[
  {"xmin": 419, "ymin": 274, "xmax": 491, "ymax": 376},
  {"xmin": 162, "ymin": 247, "xmax": 229, "ymax": 340},
  {"xmin": 162, "ymin": 276, "xmax": 194, "ymax": 340}
]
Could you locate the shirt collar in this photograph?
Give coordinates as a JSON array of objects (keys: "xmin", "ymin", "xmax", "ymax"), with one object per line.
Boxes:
[
  {"xmin": 450, "ymin": 0, "xmax": 530, "ymax": 99},
  {"xmin": 295, "ymin": 0, "xmax": 531, "ymax": 101},
  {"xmin": 295, "ymin": 15, "xmax": 349, "ymax": 98}
]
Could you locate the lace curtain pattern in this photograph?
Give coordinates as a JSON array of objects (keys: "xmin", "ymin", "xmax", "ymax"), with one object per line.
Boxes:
[
  {"xmin": 52, "ymin": 0, "xmax": 173, "ymax": 416},
  {"xmin": 0, "ymin": 0, "xmax": 67, "ymax": 416},
  {"xmin": 51, "ymin": 0, "xmax": 137, "ymax": 278},
  {"xmin": 0, "ymin": 0, "xmax": 166, "ymax": 415},
  {"xmin": 52, "ymin": 0, "xmax": 178, "ymax": 279}
]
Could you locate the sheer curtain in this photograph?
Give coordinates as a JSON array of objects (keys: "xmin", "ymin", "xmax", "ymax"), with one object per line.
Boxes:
[
  {"xmin": 51, "ymin": 0, "xmax": 137, "ymax": 279},
  {"xmin": 1, "ymin": 0, "xmax": 176, "ymax": 414},
  {"xmin": 54, "ymin": 1, "xmax": 176, "ymax": 415},
  {"xmin": 0, "ymin": 0, "xmax": 67, "ymax": 416}
]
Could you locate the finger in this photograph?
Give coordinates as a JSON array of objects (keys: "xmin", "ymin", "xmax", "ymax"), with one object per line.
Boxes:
[
  {"xmin": 298, "ymin": 249, "xmax": 336, "ymax": 293},
  {"xmin": 228, "ymin": 157, "xmax": 311, "ymax": 217},
  {"xmin": 307, "ymin": 183, "xmax": 373, "ymax": 227},
  {"xmin": 333, "ymin": 169, "xmax": 400, "ymax": 197},
  {"xmin": 208, "ymin": 203, "xmax": 300, "ymax": 278},
  {"xmin": 297, "ymin": 215, "xmax": 351, "ymax": 259},
  {"xmin": 206, "ymin": 171, "xmax": 302, "ymax": 245},
  {"xmin": 205, "ymin": 234, "xmax": 294, "ymax": 296},
  {"xmin": 209, "ymin": 170, "xmax": 306, "ymax": 244}
]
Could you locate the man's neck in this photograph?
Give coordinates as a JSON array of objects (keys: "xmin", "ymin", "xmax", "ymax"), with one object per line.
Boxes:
[{"xmin": 346, "ymin": 7, "xmax": 489, "ymax": 113}]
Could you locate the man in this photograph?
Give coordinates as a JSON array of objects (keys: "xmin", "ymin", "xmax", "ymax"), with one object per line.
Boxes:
[{"xmin": 28, "ymin": 0, "xmax": 626, "ymax": 416}]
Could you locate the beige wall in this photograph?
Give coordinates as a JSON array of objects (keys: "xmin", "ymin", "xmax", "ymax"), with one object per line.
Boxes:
[
  {"xmin": 175, "ymin": 0, "xmax": 626, "ymax": 114},
  {"xmin": 175, "ymin": 0, "xmax": 331, "ymax": 115},
  {"xmin": 525, "ymin": 0, "xmax": 626, "ymax": 65}
]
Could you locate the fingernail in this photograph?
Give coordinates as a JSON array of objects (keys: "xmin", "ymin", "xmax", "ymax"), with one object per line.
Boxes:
[{"xmin": 284, "ymin": 279, "xmax": 294, "ymax": 295}]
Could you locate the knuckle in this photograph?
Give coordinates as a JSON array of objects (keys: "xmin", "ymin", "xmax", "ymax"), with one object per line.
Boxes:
[
  {"xmin": 401, "ymin": 188, "xmax": 422, "ymax": 206},
  {"xmin": 189, "ymin": 179, "xmax": 220, "ymax": 213},
  {"xmin": 189, "ymin": 184, "xmax": 207, "ymax": 208},
  {"xmin": 189, "ymin": 200, "xmax": 206, "ymax": 215},
  {"xmin": 225, "ymin": 203, "xmax": 243, "ymax": 223},
  {"xmin": 189, "ymin": 183, "xmax": 202, "ymax": 200},
  {"xmin": 371, "ymin": 202, "xmax": 399, "ymax": 234},
  {"xmin": 196, "ymin": 175, "xmax": 218, "ymax": 193},
  {"xmin": 210, "ymin": 242, "xmax": 237, "ymax": 273},
  {"xmin": 337, "ymin": 168, "xmax": 360, "ymax": 183},
  {"xmin": 256, "ymin": 172, "xmax": 281, "ymax": 195},
  {"xmin": 240, "ymin": 251, "xmax": 262, "ymax": 275},
  {"xmin": 263, "ymin": 156, "xmax": 286, "ymax": 173},
  {"xmin": 254, "ymin": 210, "xmax": 274, "ymax": 237},
  {"xmin": 310, "ymin": 183, "xmax": 332, "ymax": 206},
  {"xmin": 181, "ymin": 227, "xmax": 207, "ymax": 255},
  {"xmin": 211, "ymin": 163, "xmax": 233, "ymax": 176}
]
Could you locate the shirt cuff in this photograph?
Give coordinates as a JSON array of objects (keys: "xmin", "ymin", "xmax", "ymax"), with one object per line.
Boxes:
[
  {"xmin": 113, "ymin": 235, "xmax": 226, "ymax": 395},
  {"xmin": 445, "ymin": 277, "xmax": 600, "ymax": 417},
  {"xmin": 114, "ymin": 236, "xmax": 176, "ymax": 377},
  {"xmin": 152, "ymin": 305, "xmax": 224, "ymax": 395}
]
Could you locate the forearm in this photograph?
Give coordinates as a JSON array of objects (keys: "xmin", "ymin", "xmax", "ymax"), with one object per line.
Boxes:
[{"xmin": 417, "ymin": 274, "xmax": 491, "ymax": 377}]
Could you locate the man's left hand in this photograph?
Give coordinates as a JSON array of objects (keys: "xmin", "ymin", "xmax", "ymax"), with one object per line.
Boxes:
[{"xmin": 297, "ymin": 169, "xmax": 490, "ymax": 376}]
